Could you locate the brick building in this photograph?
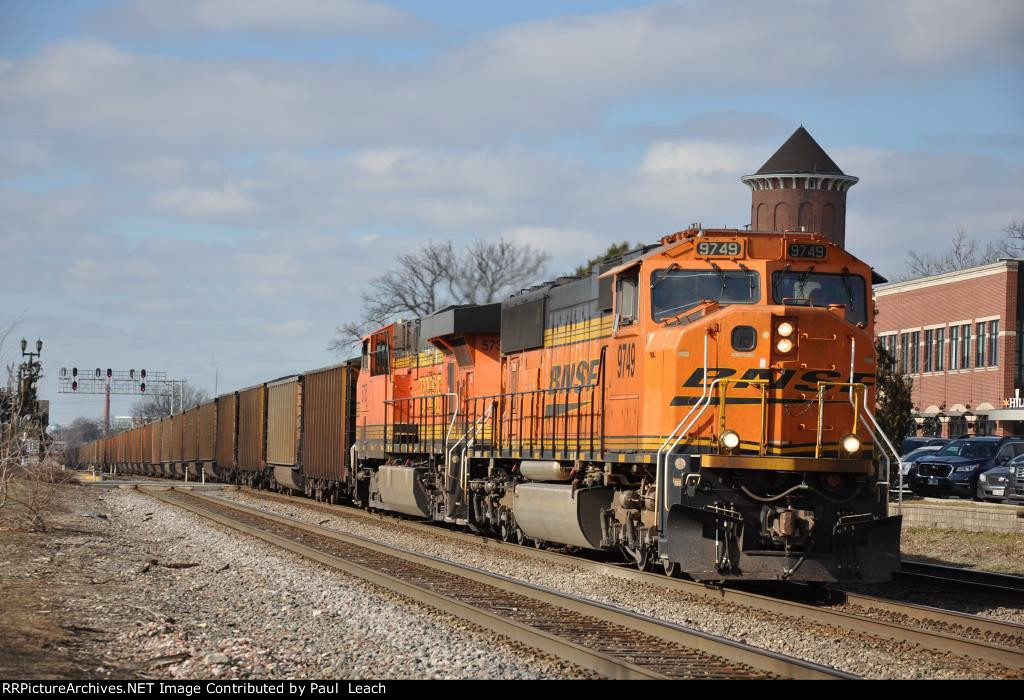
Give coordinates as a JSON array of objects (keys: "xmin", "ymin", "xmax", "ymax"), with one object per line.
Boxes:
[{"xmin": 874, "ymin": 260, "xmax": 1024, "ymax": 437}]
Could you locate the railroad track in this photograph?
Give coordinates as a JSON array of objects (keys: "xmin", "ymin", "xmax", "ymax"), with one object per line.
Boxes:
[
  {"xmin": 141, "ymin": 486, "xmax": 851, "ymax": 680},
  {"xmin": 896, "ymin": 561, "xmax": 1024, "ymax": 596},
  {"xmin": 209, "ymin": 486, "xmax": 1024, "ymax": 670}
]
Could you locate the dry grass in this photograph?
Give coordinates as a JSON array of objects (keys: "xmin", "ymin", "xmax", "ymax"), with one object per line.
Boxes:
[{"xmin": 901, "ymin": 526, "xmax": 1024, "ymax": 575}]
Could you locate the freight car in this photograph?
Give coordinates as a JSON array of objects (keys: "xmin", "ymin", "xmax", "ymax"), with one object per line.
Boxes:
[{"xmin": 78, "ymin": 227, "xmax": 902, "ymax": 583}]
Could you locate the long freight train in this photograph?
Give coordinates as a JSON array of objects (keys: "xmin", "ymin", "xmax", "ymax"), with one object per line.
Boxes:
[{"xmin": 76, "ymin": 227, "xmax": 903, "ymax": 582}]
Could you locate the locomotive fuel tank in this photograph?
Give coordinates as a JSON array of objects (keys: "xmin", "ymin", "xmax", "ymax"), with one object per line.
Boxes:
[
  {"xmin": 374, "ymin": 464, "xmax": 433, "ymax": 518},
  {"xmin": 510, "ymin": 482, "xmax": 612, "ymax": 549}
]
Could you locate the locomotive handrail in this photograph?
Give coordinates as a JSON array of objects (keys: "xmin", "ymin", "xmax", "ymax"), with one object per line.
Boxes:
[
  {"xmin": 813, "ymin": 381, "xmax": 866, "ymax": 458},
  {"xmin": 656, "ymin": 332, "xmax": 715, "ymax": 515},
  {"xmin": 716, "ymin": 377, "xmax": 770, "ymax": 456},
  {"xmin": 659, "ymin": 377, "xmax": 727, "ymax": 514},
  {"xmin": 445, "ymin": 400, "xmax": 495, "ymax": 486},
  {"xmin": 383, "ymin": 392, "xmax": 459, "ymax": 455},
  {"xmin": 847, "ymin": 337, "xmax": 901, "ymax": 511}
]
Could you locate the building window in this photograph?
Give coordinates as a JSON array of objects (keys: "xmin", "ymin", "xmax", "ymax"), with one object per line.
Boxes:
[
  {"xmin": 924, "ymin": 329, "xmax": 934, "ymax": 372},
  {"xmin": 935, "ymin": 327, "xmax": 945, "ymax": 372},
  {"xmin": 950, "ymin": 325, "xmax": 961, "ymax": 370},
  {"xmin": 960, "ymin": 323, "xmax": 971, "ymax": 369},
  {"xmin": 989, "ymin": 320, "xmax": 999, "ymax": 366},
  {"xmin": 899, "ymin": 332, "xmax": 910, "ymax": 373},
  {"xmin": 977, "ymin": 321, "xmax": 987, "ymax": 366},
  {"xmin": 910, "ymin": 330, "xmax": 920, "ymax": 374}
]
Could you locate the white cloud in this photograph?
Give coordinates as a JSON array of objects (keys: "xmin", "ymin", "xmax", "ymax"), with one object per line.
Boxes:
[
  {"xmin": 3, "ymin": 2, "xmax": 1021, "ymax": 155},
  {"xmin": 153, "ymin": 181, "xmax": 261, "ymax": 218},
  {"xmin": 101, "ymin": 0, "xmax": 419, "ymax": 36}
]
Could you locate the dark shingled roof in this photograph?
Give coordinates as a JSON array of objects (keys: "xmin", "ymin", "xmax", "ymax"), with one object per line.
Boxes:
[{"xmin": 755, "ymin": 126, "xmax": 844, "ymax": 175}]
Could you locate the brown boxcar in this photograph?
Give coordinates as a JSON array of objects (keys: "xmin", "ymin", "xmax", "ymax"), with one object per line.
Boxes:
[
  {"xmin": 150, "ymin": 420, "xmax": 164, "ymax": 475},
  {"xmin": 215, "ymin": 392, "xmax": 237, "ymax": 478},
  {"xmin": 170, "ymin": 413, "xmax": 185, "ymax": 476},
  {"xmin": 183, "ymin": 407, "xmax": 199, "ymax": 463},
  {"xmin": 266, "ymin": 376, "xmax": 302, "ymax": 490},
  {"xmin": 160, "ymin": 415, "xmax": 173, "ymax": 473},
  {"xmin": 197, "ymin": 400, "xmax": 217, "ymax": 477},
  {"xmin": 140, "ymin": 424, "xmax": 152, "ymax": 475},
  {"xmin": 300, "ymin": 363, "xmax": 358, "ymax": 500},
  {"xmin": 237, "ymin": 384, "xmax": 265, "ymax": 479},
  {"xmin": 182, "ymin": 407, "xmax": 200, "ymax": 478}
]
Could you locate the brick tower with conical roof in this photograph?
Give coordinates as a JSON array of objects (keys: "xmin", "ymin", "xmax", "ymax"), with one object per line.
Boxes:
[{"xmin": 741, "ymin": 126, "xmax": 858, "ymax": 248}]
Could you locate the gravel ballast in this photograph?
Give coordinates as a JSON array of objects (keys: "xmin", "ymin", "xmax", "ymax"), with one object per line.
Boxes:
[
  {"xmin": 18, "ymin": 485, "xmax": 596, "ymax": 679},
  {"xmin": 208, "ymin": 488, "xmax": 1024, "ymax": 680}
]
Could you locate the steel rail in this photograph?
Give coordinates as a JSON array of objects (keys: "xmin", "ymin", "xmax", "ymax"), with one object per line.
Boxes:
[
  {"xmin": 142, "ymin": 486, "xmax": 852, "ymax": 680},
  {"xmin": 226, "ymin": 486, "xmax": 1024, "ymax": 668},
  {"xmin": 897, "ymin": 561, "xmax": 1024, "ymax": 596}
]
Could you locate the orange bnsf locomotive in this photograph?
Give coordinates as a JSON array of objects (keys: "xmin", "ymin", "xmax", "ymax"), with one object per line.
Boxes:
[
  {"xmin": 78, "ymin": 227, "xmax": 902, "ymax": 583},
  {"xmin": 351, "ymin": 227, "xmax": 901, "ymax": 582}
]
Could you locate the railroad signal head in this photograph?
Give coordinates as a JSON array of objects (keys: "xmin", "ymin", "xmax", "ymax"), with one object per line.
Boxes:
[
  {"xmin": 140, "ymin": 369, "xmax": 146, "ymax": 379},
  {"xmin": 60, "ymin": 367, "xmax": 67, "ymax": 378},
  {"xmin": 72, "ymin": 381, "xmax": 78, "ymax": 391},
  {"xmin": 72, "ymin": 367, "xmax": 78, "ymax": 377},
  {"xmin": 95, "ymin": 368, "xmax": 101, "ymax": 378},
  {"xmin": 130, "ymin": 369, "xmax": 135, "ymax": 379},
  {"xmin": 106, "ymin": 368, "xmax": 112, "ymax": 378},
  {"xmin": 140, "ymin": 382, "xmax": 146, "ymax": 393}
]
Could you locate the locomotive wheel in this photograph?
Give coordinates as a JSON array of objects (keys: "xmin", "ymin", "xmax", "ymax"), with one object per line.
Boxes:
[
  {"xmin": 515, "ymin": 527, "xmax": 529, "ymax": 546},
  {"xmin": 663, "ymin": 560, "xmax": 680, "ymax": 578}
]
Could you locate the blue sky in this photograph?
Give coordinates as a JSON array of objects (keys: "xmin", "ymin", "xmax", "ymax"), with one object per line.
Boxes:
[{"xmin": 1, "ymin": 0, "xmax": 1021, "ymax": 426}]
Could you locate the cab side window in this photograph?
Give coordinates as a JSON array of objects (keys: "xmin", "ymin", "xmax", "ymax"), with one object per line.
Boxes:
[
  {"xmin": 616, "ymin": 268, "xmax": 639, "ymax": 329},
  {"xmin": 370, "ymin": 332, "xmax": 390, "ymax": 376}
]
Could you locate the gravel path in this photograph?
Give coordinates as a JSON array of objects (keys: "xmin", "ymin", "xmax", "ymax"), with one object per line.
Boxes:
[
  {"xmin": 97, "ymin": 488, "xmax": 596, "ymax": 679},
  {"xmin": 208, "ymin": 489, "xmax": 1024, "ymax": 680}
]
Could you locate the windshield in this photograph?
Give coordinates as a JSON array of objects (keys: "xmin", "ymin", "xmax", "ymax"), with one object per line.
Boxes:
[
  {"xmin": 934, "ymin": 440, "xmax": 998, "ymax": 459},
  {"xmin": 771, "ymin": 270, "xmax": 867, "ymax": 325},
  {"xmin": 651, "ymin": 268, "xmax": 760, "ymax": 321}
]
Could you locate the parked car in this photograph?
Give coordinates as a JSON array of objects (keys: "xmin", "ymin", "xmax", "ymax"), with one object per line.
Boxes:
[
  {"xmin": 899, "ymin": 436, "xmax": 949, "ymax": 455},
  {"xmin": 908, "ymin": 436, "xmax": 1024, "ymax": 500},
  {"xmin": 1003, "ymin": 455, "xmax": 1024, "ymax": 504},
  {"xmin": 891, "ymin": 445, "xmax": 943, "ymax": 498},
  {"xmin": 898, "ymin": 445, "xmax": 943, "ymax": 477},
  {"xmin": 977, "ymin": 464, "xmax": 1011, "ymax": 502}
]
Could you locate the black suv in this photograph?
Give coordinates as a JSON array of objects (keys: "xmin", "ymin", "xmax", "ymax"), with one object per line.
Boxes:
[{"xmin": 908, "ymin": 436, "xmax": 1024, "ymax": 500}]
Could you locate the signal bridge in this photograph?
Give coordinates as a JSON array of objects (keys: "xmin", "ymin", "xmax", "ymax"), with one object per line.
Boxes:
[{"xmin": 57, "ymin": 367, "xmax": 185, "ymax": 436}]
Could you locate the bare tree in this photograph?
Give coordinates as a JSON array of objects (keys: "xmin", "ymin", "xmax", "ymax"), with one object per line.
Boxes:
[
  {"xmin": 131, "ymin": 380, "xmax": 209, "ymax": 420},
  {"xmin": 330, "ymin": 237, "xmax": 549, "ymax": 353},
  {"xmin": 997, "ymin": 219, "xmax": 1024, "ymax": 258},
  {"xmin": 899, "ymin": 229, "xmax": 1002, "ymax": 281},
  {"xmin": 57, "ymin": 416, "xmax": 104, "ymax": 450}
]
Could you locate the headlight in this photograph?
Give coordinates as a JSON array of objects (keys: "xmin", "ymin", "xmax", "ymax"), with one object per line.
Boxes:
[
  {"xmin": 777, "ymin": 321, "xmax": 794, "ymax": 337},
  {"xmin": 953, "ymin": 464, "xmax": 977, "ymax": 473},
  {"xmin": 841, "ymin": 434, "xmax": 861, "ymax": 454},
  {"xmin": 720, "ymin": 430, "xmax": 741, "ymax": 450},
  {"xmin": 776, "ymin": 338, "xmax": 794, "ymax": 353},
  {"xmin": 979, "ymin": 473, "xmax": 987, "ymax": 482}
]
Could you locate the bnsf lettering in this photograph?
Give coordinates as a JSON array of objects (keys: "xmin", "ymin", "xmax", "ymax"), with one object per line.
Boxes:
[
  {"xmin": 550, "ymin": 359, "xmax": 601, "ymax": 389},
  {"xmin": 793, "ymin": 370, "xmax": 841, "ymax": 392},
  {"xmin": 683, "ymin": 367, "xmax": 874, "ymax": 390}
]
